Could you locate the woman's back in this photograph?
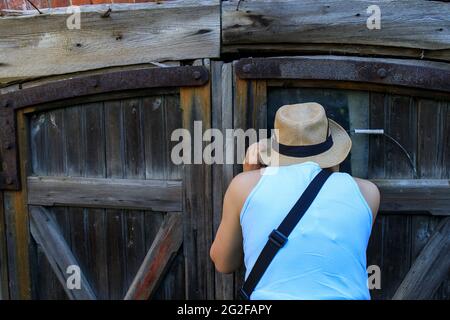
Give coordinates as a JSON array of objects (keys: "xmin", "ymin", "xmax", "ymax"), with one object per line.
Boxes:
[{"xmin": 240, "ymin": 161, "xmax": 373, "ymax": 300}]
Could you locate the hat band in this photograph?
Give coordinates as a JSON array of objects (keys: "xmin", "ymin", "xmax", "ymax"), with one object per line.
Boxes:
[{"xmin": 273, "ymin": 134, "xmax": 334, "ymax": 158}]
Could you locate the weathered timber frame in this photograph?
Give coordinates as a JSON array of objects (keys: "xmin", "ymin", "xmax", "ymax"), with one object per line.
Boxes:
[
  {"xmin": 0, "ymin": 65, "xmax": 211, "ymax": 299},
  {"xmin": 234, "ymin": 56, "xmax": 450, "ymax": 216},
  {"xmin": 0, "ymin": 66, "xmax": 208, "ymax": 191}
]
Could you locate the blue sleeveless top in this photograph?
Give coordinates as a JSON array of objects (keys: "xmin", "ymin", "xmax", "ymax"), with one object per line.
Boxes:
[{"xmin": 240, "ymin": 161, "xmax": 372, "ymax": 300}]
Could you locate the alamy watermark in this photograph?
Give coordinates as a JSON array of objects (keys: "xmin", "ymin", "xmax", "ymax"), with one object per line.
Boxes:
[
  {"xmin": 170, "ymin": 121, "xmax": 276, "ymax": 166},
  {"xmin": 66, "ymin": 6, "xmax": 81, "ymax": 30},
  {"xmin": 66, "ymin": 265, "xmax": 81, "ymax": 290},
  {"xmin": 367, "ymin": 5, "xmax": 381, "ymax": 30}
]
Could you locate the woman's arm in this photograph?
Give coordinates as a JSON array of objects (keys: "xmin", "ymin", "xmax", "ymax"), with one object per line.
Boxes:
[
  {"xmin": 209, "ymin": 177, "xmax": 245, "ymax": 273},
  {"xmin": 210, "ymin": 142, "xmax": 265, "ymax": 273}
]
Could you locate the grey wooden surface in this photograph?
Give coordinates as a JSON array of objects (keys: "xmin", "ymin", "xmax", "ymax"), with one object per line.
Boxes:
[
  {"xmin": 27, "ymin": 92, "xmax": 185, "ymax": 300},
  {"xmin": 27, "ymin": 176, "xmax": 182, "ymax": 212},
  {"xmin": 223, "ymin": 0, "xmax": 450, "ymax": 57},
  {"xmin": 0, "ymin": 1, "xmax": 220, "ymax": 85}
]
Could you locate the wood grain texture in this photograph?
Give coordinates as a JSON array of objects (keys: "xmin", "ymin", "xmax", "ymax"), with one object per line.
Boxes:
[
  {"xmin": 223, "ymin": 0, "xmax": 450, "ymax": 52},
  {"xmin": 0, "ymin": 192, "xmax": 9, "ymax": 299},
  {"xmin": 29, "ymin": 206, "xmax": 96, "ymax": 300},
  {"xmin": 372, "ymin": 179, "xmax": 450, "ymax": 215},
  {"xmin": 393, "ymin": 217, "xmax": 450, "ymax": 300},
  {"xmin": 181, "ymin": 77, "xmax": 214, "ymax": 299},
  {"xmin": 124, "ymin": 212, "xmax": 183, "ymax": 300},
  {"xmin": 211, "ymin": 61, "xmax": 234, "ymax": 300},
  {"xmin": 2, "ymin": 110, "xmax": 32, "ymax": 299},
  {"xmin": 231, "ymin": 69, "xmax": 249, "ymax": 298},
  {"xmin": 0, "ymin": 1, "xmax": 220, "ymax": 83},
  {"xmin": 25, "ymin": 93, "xmax": 185, "ymax": 299},
  {"xmin": 222, "ymin": 43, "xmax": 450, "ymax": 62},
  {"xmin": 27, "ymin": 176, "xmax": 182, "ymax": 212}
]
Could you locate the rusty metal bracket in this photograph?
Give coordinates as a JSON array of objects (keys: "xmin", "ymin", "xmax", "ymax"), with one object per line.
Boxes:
[
  {"xmin": 0, "ymin": 65, "xmax": 209, "ymax": 190},
  {"xmin": 236, "ymin": 56, "xmax": 450, "ymax": 93},
  {"xmin": 1, "ymin": 66, "xmax": 208, "ymax": 110},
  {"xmin": 0, "ymin": 104, "xmax": 19, "ymax": 190}
]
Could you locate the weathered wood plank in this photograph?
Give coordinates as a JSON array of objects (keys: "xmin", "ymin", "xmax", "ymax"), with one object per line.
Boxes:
[
  {"xmin": 222, "ymin": 43, "xmax": 450, "ymax": 62},
  {"xmin": 211, "ymin": 61, "xmax": 235, "ymax": 300},
  {"xmin": 104, "ymin": 99, "xmax": 128, "ymax": 300},
  {"xmin": 232, "ymin": 65, "xmax": 248, "ymax": 298},
  {"xmin": 27, "ymin": 176, "xmax": 182, "ymax": 211},
  {"xmin": 29, "ymin": 206, "xmax": 96, "ymax": 300},
  {"xmin": 3, "ymin": 110, "xmax": 32, "ymax": 299},
  {"xmin": 34, "ymin": 108, "xmax": 67, "ymax": 299},
  {"xmin": 122, "ymin": 98, "xmax": 147, "ymax": 291},
  {"xmin": 83, "ymin": 102, "xmax": 109, "ymax": 300},
  {"xmin": 181, "ymin": 78, "xmax": 214, "ymax": 299},
  {"xmin": 124, "ymin": 213, "xmax": 183, "ymax": 300},
  {"xmin": 153, "ymin": 94, "xmax": 185, "ymax": 300},
  {"xmin": 372, "ymin": 179, "xmax": 450, "ymax": 215},
  {"xmin": 0, "ymin": 192, "xmax": 9, "ymax": 299},
  {"xmin": 393, "ymin": 217, "xmax": 450, "ymax": 300},
  {"xmin": 223, "ymin": 0, "xmax": 450, "ymax": 52},
  {"xmin": 418, "ymin": 99, "xmax": 447, "ymax": 179},
  {"xmin": 0, "ymin": 1, "xmax": 220, "ymax": 84}
]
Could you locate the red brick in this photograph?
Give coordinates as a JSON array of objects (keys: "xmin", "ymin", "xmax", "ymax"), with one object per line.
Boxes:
[
  {"xmin": 25, "ymin": 0, "xmax": 50, "ymax": 9},
  {"xmin": 0, "ymin": 0, "xmax": 7, "ymax": 10},
  {"xmin": 50, "ymin": 0, "xmax": 70, "ymax": 7},
  {"xmin": 112, "ymin": 0, "xmax": 135, "ymax": 3},
  {"xmin": 6, "ymin": 0, "xmax": 27, "ymax": 10},
  {"xmin": 71, "ymin": 0, "xmax": 91, "ymax": 5},
  {"xmin": 91, "ymin": 0, "xmax": 111, "ymax": 4}
]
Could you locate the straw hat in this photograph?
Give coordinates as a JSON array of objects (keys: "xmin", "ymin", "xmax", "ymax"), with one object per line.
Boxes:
[{"xmin": 259, "ymin": 102, "xmax": 352, "ymax": 168}]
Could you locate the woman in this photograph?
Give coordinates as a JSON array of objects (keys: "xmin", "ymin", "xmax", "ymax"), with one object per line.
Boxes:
[{"xmin": 210, "ymin": 102, "xmax": 380, "ymax": 300}]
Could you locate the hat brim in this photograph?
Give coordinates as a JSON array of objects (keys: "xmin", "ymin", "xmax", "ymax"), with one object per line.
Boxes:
[{"xmin": 259, "ymin": 119, "xmax": 352, "ymax": 168}]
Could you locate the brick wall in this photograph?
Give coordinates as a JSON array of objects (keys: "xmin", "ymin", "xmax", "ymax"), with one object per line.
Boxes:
[{"xmin": 0, "ymin": 0, "xmax": 161, "ymax": 10}]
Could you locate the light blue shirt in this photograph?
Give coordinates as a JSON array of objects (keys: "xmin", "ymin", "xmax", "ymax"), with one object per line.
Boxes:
[{"xmin": 240, "ymin": 161, "xmax": 372, "ymax": 300}]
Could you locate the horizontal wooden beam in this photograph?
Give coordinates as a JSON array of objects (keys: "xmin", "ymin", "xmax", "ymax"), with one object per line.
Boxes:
[
  {"xmin": 0, "ymin": 1, "xmax": 220, "ymax": 84},
  {"xmin": 28, "ymin": 177, "xmax": 182, "ymax": 212},
  {"xmin": 30, "ymin": 206, "xmax": 96, "ymax": 300},
  {"xmin": 372, "ymin": 179, "xmax": 450, "ymax": 215},
  {"xmin": 124, "ymin": 212, "xmax": 183, "ymax": 300},
  {"xmin": 393, "ymin": 217, "xmax": 450, "ymax": 300},
  {"xmin": 223, "ymin": 0, "xmax": 450, "ymax": 53}
]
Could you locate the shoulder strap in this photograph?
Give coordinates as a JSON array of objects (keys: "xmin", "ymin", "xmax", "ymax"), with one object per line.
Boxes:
[{"xmin": 239, "ymin": 169, "xmax": 333, "ymax": 300}]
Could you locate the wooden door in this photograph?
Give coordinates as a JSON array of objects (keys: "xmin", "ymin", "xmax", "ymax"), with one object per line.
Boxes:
[
  {"xmin": 228, "ymin": 56, "xmax": 450, "ymax": 299},
  {"xmin": 0, "ymin": 65, "xmax": 214, "ymax": 299}
]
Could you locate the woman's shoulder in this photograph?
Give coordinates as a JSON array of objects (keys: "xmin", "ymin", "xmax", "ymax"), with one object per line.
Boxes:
[
  {"xmin": 227, "ymin": 169, "xmax": 265, "ymax": 212},
  {"xmin": 351, "ymin": 176, "xmax": 380, "ymax": 222}
]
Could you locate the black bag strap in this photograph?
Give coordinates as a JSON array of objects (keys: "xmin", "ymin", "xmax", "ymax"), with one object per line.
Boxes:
[{"xmin": 239, "ymin": 169, "xmax": 333, "ymax": 300}]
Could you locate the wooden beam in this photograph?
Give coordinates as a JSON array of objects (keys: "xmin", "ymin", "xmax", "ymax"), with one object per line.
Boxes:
[
  {"xmin": 372, "ymin": 179, "xmax": 450, "ymax": 215},
  {"xmin": 27, "ymin": 176, "xmax": 182, "ymax": 212},
  {"xmin": 223, "ymin": 0, "xmax": 450, "ymax": 54},
  {"xmin": 2, "ymin": 111, "xmax": 31, "ymax": 299},
  {"xmin": 124, "ymin": 212, "xmax": 183, "ymax": 300},
  {"xmin": 29, "ymin": 206, "xmax": 96, "ymax": 300},
  {"xmin": 211, "ymin": 61, "xmax": 235, "ymax": 299},
  {"xmin": 0, "ymin": 192, "xmax": 9, "ymax": 299},
  {"xmin": 393, "ymin": 217, "xmax": 450, "ymax": 299},
  {"xmin": 0, "ymin": 1, "xmax": 220, "ymax": 85},
  {"xmin": 180, "ymin": 67, "xmax": 215, "ymax": 299}
]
